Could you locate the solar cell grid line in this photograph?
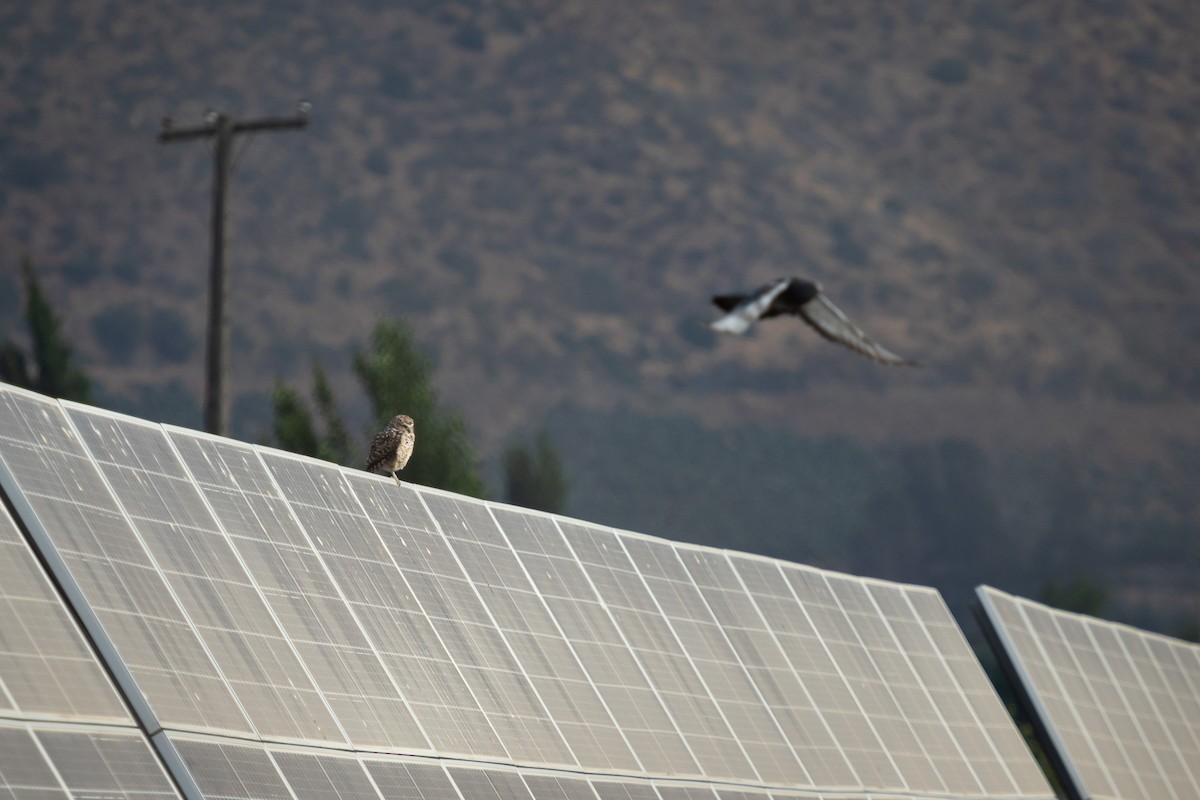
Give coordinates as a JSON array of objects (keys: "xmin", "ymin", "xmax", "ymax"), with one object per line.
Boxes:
[
  {"xmin": 164, "ymin": 736, "xmax": 295, "ymax": 800},
  {"xmin": 351, "ymin": 476, "xmax": 577, "ymax": 769},
  {"xmin": 905, "ymin": 589, "xmax": 1054, "ymax": 798},
  {"xmin": 1126, "ymin": 632, "xmax": 1200, "ymax": 794},
  {"xmin": 477, "ymin": 505, "xmax": 657, "ymax": 777},
  {"xmin": 588, "ymin": 778, "xmax": 661, "ymax": 800},
  {"xmin": 975, "ymin": 588, "xmax": 1109, "ymax": 799},
  {"xmin": 165, "ymin": 428, "xmax": 433, "ymax": 755},
  {"xmin": 1097, "ymin": 627, "xmax": 1200, "ymax": 800},
  {"xmin": 1015, "ymin": 596, "xmax": 1143, "ymax": 799},
  {"xmin": 0, "ymin": 386, "xmax": 251, "ymax": 736},
  {"xmin": 683, "ymin": 550, "xmax": 860, "ymax": 790},
  {"xmin": 978, "ymin": 586, "xmax": 1200, "ymax": 800},
  {"xmin": 417, "ymin": 492, "xmax": 641, "ymax": 774},
  {"xmin": 729, "ymin": 557, "xmax": 903, "ymax": 793},
  {"xmin": 361, "ymin": 758, "xmax": 463, "ymax": 800},
  {"xmin": 862, "ymin": 584, "xmax": 1015, "ymax": 797},
  {"xmin": 1056, "ymin": 615, "xmax": 1177, "ymax": 800},
  {"xmin": 35, "ymin": 725, "xmax": 182, "ymax": 800},
  {"xmin": 823, "ymin": 576, "xmax": 973, "ymax": 796},
  {"xmin": 256, "ymin": 449, "xmax": 509, "ymax": 762},
  {"xmin": 0, "ymin": 500, "xmax": 130, "ymax": 722},
  {"xmin": 453, "ymin": 501, "xmax": 652, "ymax": 777},
  {"xmin": 491, "ymin": 510, "xmax": 702, "ymax": 779},
  {"xmin": 653, "ymin": 785, "xmax": 718, "ymax": 800},
  {"xmin": 782, "ymin": 567, "xmax": 940, "ymax": 794},
  {"xmin": 619, "ymin": 537, "xmax": 807, "ymax": 786},
  {"xmin": 0, "ymin": 723, "xmax": 69, "ymax": 799},
  {"xmin": 60, "ymin": 404, "xmax": 347, "ymax": 748},
  {"xmin": 559, "ymin": 520, "xmax": 759, "ymax": 783},
  {"xmin": 269, "ymin": 749, "xmax": 384, "ymax": 800},
  {"xmin": 521, "ymin": 772, "xmax": 600, "ymax": 800},
  {"xmin": 444, "ymin": 765, "xmax": 536, "ymax": 800},
  {"xmin": 711, "ymin": 788, "xmax": 774, "ymax": 800}
]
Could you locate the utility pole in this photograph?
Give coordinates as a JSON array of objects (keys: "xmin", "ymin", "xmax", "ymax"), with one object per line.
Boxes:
[{"xmin": 159, "ymin": 102, "xmax": 310, "ymax": 436}]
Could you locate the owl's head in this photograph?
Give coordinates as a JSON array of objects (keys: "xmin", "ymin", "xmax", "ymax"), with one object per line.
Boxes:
[{"xmin": 390, "ymin": 414, "xmax": 415, "ymax": 431}]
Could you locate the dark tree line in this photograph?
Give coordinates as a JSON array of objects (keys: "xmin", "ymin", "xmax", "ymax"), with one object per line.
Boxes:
[
  {"xmin": 1, "ymin": 259, "xmax": 568, "ymax": 511},
  {"xmin": 270, "ymin": 319, "xmax": 569, "ymax": 512}
]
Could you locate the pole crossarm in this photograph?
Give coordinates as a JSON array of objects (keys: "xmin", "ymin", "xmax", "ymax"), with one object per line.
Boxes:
[
  {"xmin": 158, "ymin": 105, "xmax": 309, "ymax": 436},
  {"xmin": 159, "ymin": 113, "xmax": 308, "ymax": 142}
]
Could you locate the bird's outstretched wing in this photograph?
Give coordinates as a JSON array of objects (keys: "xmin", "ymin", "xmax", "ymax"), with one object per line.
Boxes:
[
  {"xmin": 710, "ymin": 278, "xmax": 791, "ymax": 335},
  {"xmin": 798, "ymin": 293, "xmax": 919, "ymax": 365}
]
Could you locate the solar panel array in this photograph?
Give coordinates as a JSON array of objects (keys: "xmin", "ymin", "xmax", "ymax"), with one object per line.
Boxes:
[
  {"xmin": 977, "ymin": 585, "xmax": 1200, "ymax": 800},
  {"xmin": 0, "ymin": 458, "xmax": 180, "ymax": 797},
  {"xmin": 0, "ymin": 382, "xmax": 1053, "ymax": 799}
]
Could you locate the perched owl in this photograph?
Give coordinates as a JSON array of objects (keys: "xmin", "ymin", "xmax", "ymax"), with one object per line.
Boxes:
[
  {"xmin": 710, "ymin": 277, "xmax": 920, "ymax": 366},
  {"xmin": 364, "ymin": 414, "xmax": 415, "ymax": 485}
]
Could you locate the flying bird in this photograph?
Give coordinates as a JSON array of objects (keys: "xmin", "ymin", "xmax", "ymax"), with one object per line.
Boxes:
[
  {"xmin": 710, "ymin": 277, "xmax": 919, "ymax": 365},
  {"xmin": 365, "ymin": 414, "xmax": 416, "ymax": 486}
]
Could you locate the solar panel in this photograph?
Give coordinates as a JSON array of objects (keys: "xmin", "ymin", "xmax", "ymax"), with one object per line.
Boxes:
[
  {"xmin": 0, "ymin": 383, "xmax": 1056, "ymax": 800},
  {"xmin": 563, "ymin": 521, "xmax": 758, "ymax": 782},
  {"xmin": 588, "ymin": 778, "xmax": 661, "ymax": 800},
  {"xmin": 977, "ymin": 585, "xmax": 1200, "ymax": 800},
  {"xmin": 0, "ymin": 501, "xmax": 127, "ymax": 722},
  {"xmin": 0, "ymin": 723, "xmax": 180, "ymax": 799},
  {"xmin": 520, "ymin": 772, "xmax": 600, "ymax": 800},
  {"xmin": 420, "ymin": 491, "xmax": 640, "ymax": 773},
  {"xmin": 654, "ymin": 785, "xmax": 718, "ymax": 800},
  {"xmin": 729, "ymin": 557, "xmax": 901, "ymax": 791},
  {"xmin": 255, "ymin": 450, "xmax": 505, "ymax": 761},
  {"xmin": 446, "ymin": 764, "xmax": 537, "ymax": 800},
  {"xmin": 270, "ymin": 749, "xmax": 382, "ymax": 800},
  {"xmin": 63, "ymin": 404, "xmax": 345, "ymax": 746},
  {"xmin": 680, "ymin": 549, "xmax": 858, "ymax": 788},
  {"xmin": 493, "ymin": 508, "xmax": 701, "ymax": 777},
  {"xmin": 624, "ymin": 537, "xmax": 807, "ymax": 785},
  {"xmin": 362, "ymin": 757, "xmax": 461, "ymax": 800},
  {"xmin": 166, "ymin": 428, "xmax": 430, "ymax": 752},
  {"xmin": 347, "ymin": 480, "xmax": 576, "ymax": 769},
  {"xmin": 0, "ymin": 389, "xmax": 250, "ymax": 735}
]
